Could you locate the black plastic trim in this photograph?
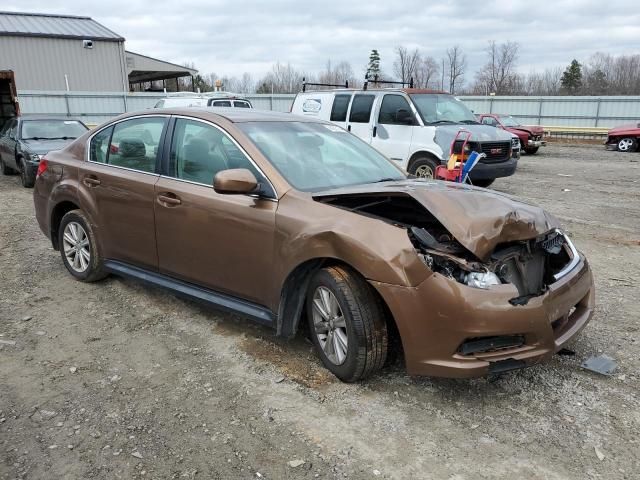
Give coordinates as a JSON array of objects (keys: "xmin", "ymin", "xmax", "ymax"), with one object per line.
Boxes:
[{"xmin": 104, "ymin": 260, "xmax": 275, "ymax": 326}]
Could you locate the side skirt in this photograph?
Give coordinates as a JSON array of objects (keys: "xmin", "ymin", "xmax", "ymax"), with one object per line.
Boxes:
[{"xmin": 104, "ymin": 260, "xmax": 275, "ymax": 327}]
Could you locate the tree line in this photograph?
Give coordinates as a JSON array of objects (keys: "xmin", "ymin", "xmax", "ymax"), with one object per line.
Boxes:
[{"xmin": 180, "ymin": 45, "xmax": 640, "ymax": 96}]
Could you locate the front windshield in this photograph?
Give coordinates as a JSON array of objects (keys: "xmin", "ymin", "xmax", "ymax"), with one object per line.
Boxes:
[
  {"xmin": 238, "ymin": 121, "xmax": 406, "ymax": 192},
  {"xmin": 410, "ymin": 94, "xmax": 477, "ymax": 124},
  {"xmin": 499, "ymin": 115, "xmax": 521, "ymax": 127},
  {"xmin": 21, "ymin": 120, "xmax": 88, "ymax": 140}
]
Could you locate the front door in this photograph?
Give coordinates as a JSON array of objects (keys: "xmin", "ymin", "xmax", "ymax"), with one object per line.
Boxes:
[
  {"xmin": 0, "ymin": 119, "xmax": 17, "ymax": 168},
  {"xmin": 346, "ymin": 94, "xmax": 376, "ymax": 143},
  {"xmin": 371, "ymin": 94, "xmax": 415, "ymax": 164},
  {"xmin": 80, "ymin": 115, "xmax": 168, "ymax": 270},
  {"xmin": 154, "ymin": 117, "xmax": 276, "ymax": 306}
]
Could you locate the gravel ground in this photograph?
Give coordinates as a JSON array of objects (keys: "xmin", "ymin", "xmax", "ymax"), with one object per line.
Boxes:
[{"xmin": 1, "ymin": 143, "xmax": 639, "ymax": 480}]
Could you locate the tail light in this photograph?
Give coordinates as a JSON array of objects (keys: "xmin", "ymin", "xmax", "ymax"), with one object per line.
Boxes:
[{"xmin": 36, "ymin": 158, "xmax": 48, "ymax": 178}]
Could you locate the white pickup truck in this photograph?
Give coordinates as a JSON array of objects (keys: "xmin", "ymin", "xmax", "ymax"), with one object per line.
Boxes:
[{"xmin": 291, "ymin": 88, "xmax": 520, "ymax": 187}]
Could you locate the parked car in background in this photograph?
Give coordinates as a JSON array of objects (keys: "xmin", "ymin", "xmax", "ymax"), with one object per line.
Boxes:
[
  {"xmin": 605, "ymin": 122, "xmax": 640, "ymax": 152},
  {"xmin": 153, "ymin": 92, "xmax": 252, "ymax": 109},
  {"xmin": 292, "ymin": 89, "xmax": 519, "ymax": 187},
  {"xmin": 478, "ymin": 114, "xmax": 546, "ymax": 155},
  {"xmin": 33, "ymin": 108, "xmax": 594, "ymax": 381},
  {"xmin": 0, "ymin": 116, "xmax": 88, "ymax": 187}
]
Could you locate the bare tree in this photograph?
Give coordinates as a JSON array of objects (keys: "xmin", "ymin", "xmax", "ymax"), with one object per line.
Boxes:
[
  {"xmin": 446, "ymin": 45, "xmax": 466, "ymax": 94},
  {"xmin": 256, "ymin": 62, "xmax": 305, "ymax": 93},
  {"xmin": 318, "ymin": 60, "xmax": 358, "ymax": 87},
  {"xmin": 393, "ymin": 46, "xmax": 421, "ymax": 84},
  {"xmin": 473, "ymin": 41, "xmax": 520, "ymax": 94},
  {"xmin": 414, "ymin": 56, "xmax": 439, "ymax": 89}
]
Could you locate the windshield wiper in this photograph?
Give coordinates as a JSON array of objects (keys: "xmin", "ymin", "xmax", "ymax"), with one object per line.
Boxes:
[
  {"xmin": 372, "ymin": 177, "xmax": 402, "ymax": 183},
  {"xmin": 460, "ymin": 120, "xmax": 480, "ymax": 125},
  {"xmin": 427, "ymin": 120, "xmax": 457, "ymax": 125},
  {"xmin": 24, "ymin": 136, "xmax": 75, "ymax": 140}
]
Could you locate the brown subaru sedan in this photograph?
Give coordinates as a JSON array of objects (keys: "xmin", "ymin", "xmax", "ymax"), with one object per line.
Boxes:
[{"xmin": 33, "ymin": 108, "xmax": 595, "ymax": 381}]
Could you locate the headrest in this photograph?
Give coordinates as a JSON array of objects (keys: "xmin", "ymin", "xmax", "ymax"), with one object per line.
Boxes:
[{"xmin": 119, "ymin": 138, "xmax": 146, "ymax": 157}]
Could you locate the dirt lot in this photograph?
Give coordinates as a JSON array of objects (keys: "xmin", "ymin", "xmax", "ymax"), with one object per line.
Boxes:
[{"xmin": 1, "ymin": 144, "xmax": 639, "ymax": 480}]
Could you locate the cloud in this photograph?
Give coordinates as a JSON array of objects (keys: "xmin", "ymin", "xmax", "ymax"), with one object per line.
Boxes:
[{"xmin": 4, "ymin": 0, "xmax": 640, "ymax": 82}]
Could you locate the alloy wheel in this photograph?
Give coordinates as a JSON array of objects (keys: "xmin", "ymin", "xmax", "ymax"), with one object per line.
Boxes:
[
  {"xmin": 62, "ymin": 221, "xmax": 91, "ymax": 273},
  {"xmin": 311, "ymin": 286, "xmax": 348, "ymax": 365},
  {"xmin": 414, "ymin": 165, "xmax": 434, "ymax": 179},
  {"xmin": 618, "ymin": 138, "xmax": 634, "ymax": 152}
]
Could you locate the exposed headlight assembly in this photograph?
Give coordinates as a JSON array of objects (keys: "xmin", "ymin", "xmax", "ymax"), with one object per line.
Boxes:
[
  {"xmin": 465, "ymin": 271, "xmax": 501, "ymax": 289},
  {"xmin": 30, "ymin": 154, "xmax": 42, "ymax": 161}
]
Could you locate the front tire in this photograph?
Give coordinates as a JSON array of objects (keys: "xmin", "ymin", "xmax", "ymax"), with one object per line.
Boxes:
[
  {"xmin": 524, "ymin": 146, "xmax": 539, "ymax": 155},
  {"xmin": 58, "ymin": 210, "xmax": 107, "ymax": 282},
  {"xmin": 19, "ymin": 158, "xmax": 35, "ymax": 188},
  {"xmin": 306, "ymin": 266, "xmax": 388, "ymax": 382},
  {"xmin": 409, "ymin": 156, "xmax": 440, "ymax": 179},
  {"xmin": 617, "ymin": 137, "xmax": 638, "ymax": 152}
]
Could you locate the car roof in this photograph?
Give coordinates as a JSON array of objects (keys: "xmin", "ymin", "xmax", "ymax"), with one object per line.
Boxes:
[
  {"xmin": 299, "ymin": 87, "xmax": 450, "ymax": 95},
  {"xmin": 144, "ymin": 108, "xmax": 322, "ymax": 124}
]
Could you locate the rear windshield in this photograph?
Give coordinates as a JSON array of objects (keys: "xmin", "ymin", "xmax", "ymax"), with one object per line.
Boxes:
[{"xmin": 21, "ymin": 120, "xmax": 88, "ymax": 140}]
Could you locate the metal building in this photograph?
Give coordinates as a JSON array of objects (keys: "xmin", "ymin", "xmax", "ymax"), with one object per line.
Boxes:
[{"xmin": 0, "ymin": 11, "xmax": 197, "ymax": 92}]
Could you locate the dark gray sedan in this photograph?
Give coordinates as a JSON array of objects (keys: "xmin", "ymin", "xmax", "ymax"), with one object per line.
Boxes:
[{"xmin": 0, "ymin": 116, "xmax": 88, "ymax": 187}]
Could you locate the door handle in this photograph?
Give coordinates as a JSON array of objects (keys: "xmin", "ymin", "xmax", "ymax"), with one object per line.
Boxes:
[
  {"xmin": 347, "ymin": 125, "xmax": 351, "ymax": 132},
  {"xmin": 372, "ymin": 125, "xmax": 377, "ymax": 137},
  {"xmin": 83, "ymin": 176, "xmax": 101, "ymax": 187},
  {"xmin": 157, "ymin": 193, "xmax": 182, "ymax": 207}
]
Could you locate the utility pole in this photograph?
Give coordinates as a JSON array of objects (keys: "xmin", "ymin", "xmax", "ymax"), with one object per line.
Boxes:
[{"xmin": 441, "ymin": 58, "xmax": 445, "ymax": 91}]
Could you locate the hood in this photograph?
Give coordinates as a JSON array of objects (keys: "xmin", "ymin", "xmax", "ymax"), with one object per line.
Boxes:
[
  {"xmin": 509, "ymin": 125, "xmax": 544, "ymax": 136},
  {"xmin": 434, "ymin": 124, "xmax": 513, "ymax": 155},
  {"xmin": 313, "ymin": 179, "xmax": 560, "ymax": 261},
  {"xmin": 608, "ymin": 123, "xmax": 640, "ymax": 135},
  {"xmin": 22, "ymin": 138, "xmax": 76, "ymax": 156}
]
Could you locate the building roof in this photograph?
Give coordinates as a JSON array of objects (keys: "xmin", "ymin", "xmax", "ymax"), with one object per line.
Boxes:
[
  {"xmin": 125, "ymin": 51, "xmax": 198, "ymax": 84},
  {"xmin": 0, "ymin": 11, "xmax": 124, "ymax": 41}
]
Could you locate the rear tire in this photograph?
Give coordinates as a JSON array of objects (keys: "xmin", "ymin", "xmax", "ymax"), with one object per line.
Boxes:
[
  {"xmin": 471, "ymin": 178, "xmax": 495, "ymax": 188},
  {"xmin": 617, "ymin": 137, "xmax": 638, "ymax": 152},
  {"xmin": 306, "ymin": 266, "xmax": 388, "ymax": 382},
  {"xmin": 524, "ymin": 147, "xmax": 539, "ymax": 155},
  {"xmin": 0, "ymin": 158, "xmax": 15, "ymax": 175},
  {"xmin": 409, "ymin": 156, "xmax": 440, "ymax": 179},
  {"xmin": 58, "ymin": 210, "xmax": 108, "ymax": 282}
]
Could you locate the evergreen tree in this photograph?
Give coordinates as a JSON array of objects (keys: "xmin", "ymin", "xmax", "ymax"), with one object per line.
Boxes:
[
  {"xmin": 561, "ymin": 59, "xmax": 583, "ymax": 93},
  {"xmin": 367, "ymin": 49, "xmax": 381, "ymax": 79}
]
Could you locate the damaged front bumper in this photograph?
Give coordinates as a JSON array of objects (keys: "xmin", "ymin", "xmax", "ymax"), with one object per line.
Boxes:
[
  {"xmin": 528, "ymin": 139, "xmax": 546, "ymax": 148},
  {"xmin": 371, "ymin": 255, "xmax": 595, "ymax": 378}
]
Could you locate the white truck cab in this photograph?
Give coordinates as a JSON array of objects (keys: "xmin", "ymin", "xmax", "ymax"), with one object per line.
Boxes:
[{"xmin": 291, "ymin": 88, "xmax": 519, "ymax": 187}]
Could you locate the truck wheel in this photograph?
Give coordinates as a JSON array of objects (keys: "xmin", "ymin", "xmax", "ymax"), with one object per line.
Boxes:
[
  {"xmin": 472, "ymin": 179, "xmax": 494, "ymax": 188},
  {"xmin": 0, "ymin": 158, "xmax": 16, "ymax": 175},
  {"xmin": 409, "ymin": 157, "xmax": 440, "ymax": 179},
  {"xmin": 617, "ymin": 137, "xmax": 638, "ymax": 152},
  {"xmin": 525, "ymin": 147, "xmax": 539, "ymax": 155},
  {"xmin": 306, "ymin": 266, "xmax": 388, "ymax": 382}
]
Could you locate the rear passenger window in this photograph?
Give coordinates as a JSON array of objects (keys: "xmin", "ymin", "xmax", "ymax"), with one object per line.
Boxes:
[
  {"xmin": 169, "ymin": 118, "xmax": 261, "ymax": 185},
  {"xmin": 349, "ymin": 95, "xmax": 375, "ymax": 123},
  {"xmin": 89, "ymin": 126, "xmax": 113, "ymax": 163},
  {"xmin": 211, "ymin": 100, "xmax": 232, "ymax": 107},
  {"xmin": 330, "ymin": 94, "xmax": 351, "ymax": 122},
  {"xmin": 106, "ymin": 118, "xmax": 166, "ymax": 173},
  {"xmin": 233, "ymin": 101, "xmax": 251, "ymax": 108}
]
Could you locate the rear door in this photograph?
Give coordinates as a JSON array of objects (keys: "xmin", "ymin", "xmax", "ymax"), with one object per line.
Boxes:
[
  {"xmin": 371, "ymin": 94, "xmax": 415, "ymax": 163},
  {"xmin": 80, "ymin": 115, "xmax": 168, "ymax": 270},
  {"xmin": 346, "ymin": 94, "xmax": 376, "ymax": 143},
  {"xmin": 153, "ymin": 116, "xmax": 277, "ymax": 305}
]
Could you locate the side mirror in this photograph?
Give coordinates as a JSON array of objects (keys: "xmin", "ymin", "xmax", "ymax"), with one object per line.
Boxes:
[
  {"xmin": 395, "ymin": 109, "xmax": 414, "ymax": 125},
  {"xmin": 213, "ymin": 168, "xmax": 259, "ymax": 195}
]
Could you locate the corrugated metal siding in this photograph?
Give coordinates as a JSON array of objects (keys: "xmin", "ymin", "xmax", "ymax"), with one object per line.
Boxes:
[
  {"xmin": 1, "ymin": 36, "xmax": 127, "ymax": 91},
  {"xmin": 14, "ymin": 92, "xmax": 640, "ymax": 128},
  {"xmin": 0, "ymin": 12, "xmax": 123, "ymax": 40}
]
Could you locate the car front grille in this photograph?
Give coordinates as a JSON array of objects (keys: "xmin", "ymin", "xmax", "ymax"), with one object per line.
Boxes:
[{"xmin": 478, "ymin": 141, "xmax": 511, "ymax": 163}]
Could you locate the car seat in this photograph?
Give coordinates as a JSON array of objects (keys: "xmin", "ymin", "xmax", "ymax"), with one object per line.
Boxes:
[
  {"xmin": 182, "ymin": 138, "xmax": 215, "ymax": 184},
  {"xmin": 116, "ymin": 138, "xmax": 151, "ymax": 171}
]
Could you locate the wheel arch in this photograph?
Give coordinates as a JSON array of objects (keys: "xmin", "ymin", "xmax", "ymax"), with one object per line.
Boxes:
[
  {"xmin": 276, "ymin": 257, "xmax": 400, "ymax": 346},
  {"xmin": 407, "ymin": 150, "xmax": 442, "ymax": 173},
  {"xmin": 50, "ymin": 200, "xmax": 81, "ymax": 250}
]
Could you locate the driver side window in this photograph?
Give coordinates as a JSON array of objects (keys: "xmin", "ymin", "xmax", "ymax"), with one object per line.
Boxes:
[
  {"xmin": 482, "ymin": 117, "xmax": 498, "ymax": 126},
  {"xmin": 378, "ymin": 95, "xmax": 415, "ymax": 125}
]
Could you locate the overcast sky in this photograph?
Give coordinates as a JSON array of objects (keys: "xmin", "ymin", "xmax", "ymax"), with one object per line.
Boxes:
[{"xmin": 5, "ymin": 0, "xmax": 640, "ymax": 81}]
